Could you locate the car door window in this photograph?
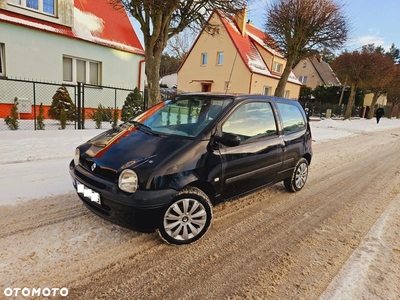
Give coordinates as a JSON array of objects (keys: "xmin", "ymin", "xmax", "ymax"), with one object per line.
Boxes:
[
  {"xmin": 222, "ymin": 102, "xmax": 277, "ymax": 142},
  {"xmin": 276, "ymin": 102, "xmax": 306, "ymax": 134}
]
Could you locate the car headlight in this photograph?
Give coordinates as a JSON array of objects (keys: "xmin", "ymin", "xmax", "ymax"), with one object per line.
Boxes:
[
  {"xmin": 118, "ymin": 169, "xmax": 138, "ymax": 193},
  {"xmin": 74, "ymin": 148, "xmax": 80, "ymax": 166}
]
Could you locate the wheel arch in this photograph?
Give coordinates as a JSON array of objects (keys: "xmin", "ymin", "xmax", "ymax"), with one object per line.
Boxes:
[
  {"xmin": 186, "ymin": 180, "xmax": 217, "ymax": 205},
  {"xmin": 303, "ymin": 153, "xmax": 312, "ymax": 165}
]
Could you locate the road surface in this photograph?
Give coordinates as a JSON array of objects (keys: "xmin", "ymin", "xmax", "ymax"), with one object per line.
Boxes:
[{"xmin": 1, "ymin": 127, "xmax": 400, "ymax": 299}]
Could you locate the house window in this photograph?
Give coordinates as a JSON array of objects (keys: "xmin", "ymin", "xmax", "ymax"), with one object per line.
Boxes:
[
  {"xmin": 63, "ymin": 56, "xmax": 101, "ymax": 85},
  {"xmin": 0, "ymin": 43, "xmax": 4, "ymax": 76},
  {"xmin": 272, "ymin": 61, "xmax": 283, "ymax": 73},
  {"xmin": 263, "ymin": 86, "xmax": 271, "ymax": 95},
  {"xmin": 27, "ymin": 0, "xmax": 38, "ymax": 10},
  {"xmin": 43, "ymin": 0, "xmax": 54, "ymax": 14},
  {"xmin": 284, "ymin": 90, "xmax": 290, "ymax": 98},
  {"xmin": 8, "ymin": 0, "xmax": 55, "ymax": 15},
  {"xmin": 217, "ymin": 52, "xmax": 224, "ymax": 65},
  {"xmin": 76, "ymin": 59, "xmax": 86, "ymax": 83},
  {"xmin": 63, "ymin": 57, "xmax": 73, "ymax": 81},
  {"xmin": 89, "ymin": 62, "xmax": 99, "ymax": 85},
  {"xmin": 201, "ymin": 53, "xmax": 208, "ymax": 66},
  {"xmin": 224, "ymin": 81, "xmax": 231, "ymax": 90},
  {"xmin": 298, "ymin": 76, "xmax": 308, "ymax": 84}
]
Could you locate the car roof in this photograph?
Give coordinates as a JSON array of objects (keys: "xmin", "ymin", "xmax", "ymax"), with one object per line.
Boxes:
[{"xmin": 178, "ymin": 93, "xmax": 300, "ymax": 105}]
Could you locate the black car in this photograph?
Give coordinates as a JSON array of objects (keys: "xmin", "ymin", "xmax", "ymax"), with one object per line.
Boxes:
[{"xmin": 69, "ymin": 93, "xmax": 312, "ymax": 245}]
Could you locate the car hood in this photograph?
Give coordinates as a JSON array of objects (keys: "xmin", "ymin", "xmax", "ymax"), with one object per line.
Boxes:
[{"xmin": 78, "ymin": 125, "xmax": 192, "ymax": 179}]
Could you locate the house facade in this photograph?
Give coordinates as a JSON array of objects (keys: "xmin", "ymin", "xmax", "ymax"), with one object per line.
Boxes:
[
  {"xmin": 177, "ymin": 8, "xmax": 301, "ymax": 99},
  {"xmin": 293, "ymin": 56, "xmax": 387, "ymax": 108},
  {"xmin": 160, "ymin": 72, "xmax": 177, "ymax": 88},
  {"xmin": 293, "ymin": 56, "xmax": 341, "ymax": 88},
  {"xmin": 0, "ymin": 0, "xmax": 145, "ymax": 118}
]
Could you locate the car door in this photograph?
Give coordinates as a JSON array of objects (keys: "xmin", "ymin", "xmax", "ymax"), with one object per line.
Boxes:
[
  {"xmin": 218, "ymin": 101, "xmax": 285, "ymax": 199},
  {"xmin": 275, "ymin": 101, "xmax": 308, "ymax": 172}
]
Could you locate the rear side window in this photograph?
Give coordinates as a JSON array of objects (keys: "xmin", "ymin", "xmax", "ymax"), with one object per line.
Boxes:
[{"xmin": 276, "ymin": 102, "xmax": 306, "ymax": 134}]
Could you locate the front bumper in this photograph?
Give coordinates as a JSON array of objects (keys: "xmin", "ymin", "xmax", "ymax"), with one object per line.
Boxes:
[{"xmin": 69, "ymin": 160, "xmax": 177, "ymax": 232}]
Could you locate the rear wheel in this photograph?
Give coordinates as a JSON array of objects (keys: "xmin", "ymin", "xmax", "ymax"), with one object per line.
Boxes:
[
  {"xmin": 284, "ymin": 158, "xmax": 309, "ymax": 192},
  {"xmin": 158, "ymin": 187, "xmax": 212, "ymax": 245}
]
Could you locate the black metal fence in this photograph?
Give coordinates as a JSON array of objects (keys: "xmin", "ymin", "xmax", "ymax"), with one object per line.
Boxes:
[
  {"xmin": 300, "ymin": 101, "xmax": 362, "ymax": 119},
  {"xmin": 0, "ymin": 77, "xmax": 146, "ymax": 131},
  {"xmin": 2, "ymin": 77, "xmax": 396, "ymax": 131}
]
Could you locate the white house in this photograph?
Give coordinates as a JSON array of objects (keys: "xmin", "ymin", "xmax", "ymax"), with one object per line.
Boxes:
[
  {"xmin": 0, "ymin": 0, "xmax": 145, "ymax": 89},
  {"xmin": 160, "ymin": 72, "xmax": 177, "ymax": 88}
]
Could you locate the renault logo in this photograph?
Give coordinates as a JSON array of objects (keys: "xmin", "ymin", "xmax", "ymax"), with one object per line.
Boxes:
[{"xmin": 91, "ymin": 163, "xmax": 96, "ymax": 172}]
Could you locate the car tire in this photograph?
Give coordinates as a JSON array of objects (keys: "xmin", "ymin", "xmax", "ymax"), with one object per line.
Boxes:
[
  {"xmin": 284, "ymin": 158, "xmax": 309, "ymax": 193},
  {"xmin": 158, "ymin": 187, "xmax": 213, "ymax": 245}
]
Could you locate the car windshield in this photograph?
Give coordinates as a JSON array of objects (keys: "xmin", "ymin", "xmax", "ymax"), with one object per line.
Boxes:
[{"xmin": 132, "ymin": 96, "xmax": 232, "ymax": 137}]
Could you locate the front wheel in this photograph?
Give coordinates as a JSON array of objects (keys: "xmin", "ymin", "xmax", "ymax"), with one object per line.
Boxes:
[
  {"xmin": 158, "ymin": 187, "xmax": 213, "ymax": 245},
  {"xmin": 284, "ymin": 158, "xmax": 309, "ymax": 193}
]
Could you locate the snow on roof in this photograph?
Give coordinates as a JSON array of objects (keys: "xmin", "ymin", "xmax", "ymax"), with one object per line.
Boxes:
[
  {"xmin": 217, "ymin": 10, "xmax": 301, "ymax": 85},
  {"xmin": 0, "ymin": 0, "xmax": 144, "ymax": 55},
  {"xmin": 73, "ymin": 7, "xmax": 104, "ymax": 39},
  {"xmin": 245, "ymin": 25, "xmax": 284, "ymax": 58}
]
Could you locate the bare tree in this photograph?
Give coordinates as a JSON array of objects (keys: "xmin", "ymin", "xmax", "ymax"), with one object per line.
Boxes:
[
  {"xmin": 160, "ymin": 53, "xmax": 181, "ymax": 77},
  {"xmin": 264, "ymin": 0, "xmax": 349, "ymax": 97},
  {"xmin": 166, "ymin": 28, "xmax": 197, "ymax": 60},
  {"xmin": 360, "ymin": 46, "xmax": 396, "ymax": 119},
  {"xmin": 111, "ymin": 0, "xmax": 248, "ymax": 107},
  {"xmin": 332, "ymin": 50, "xmax": 375, "ymax": 120},
  {"xmin": 386, "ymin": 64, "xmax": 400, "ymax": 118}
]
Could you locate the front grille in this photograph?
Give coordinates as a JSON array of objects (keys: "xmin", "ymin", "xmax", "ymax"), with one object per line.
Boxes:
[
  {"xmin": 80, "ymin": 158, "xmax": 117, "ymax": 182},
  {"xmin": 75, "ymin": 169, "xmax": 107, "ymax": 190}
]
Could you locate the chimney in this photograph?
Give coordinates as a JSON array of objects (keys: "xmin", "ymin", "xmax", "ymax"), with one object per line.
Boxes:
[{"xmin": 235, "ymin": 6, "xmax": 247, "ymax": 36}]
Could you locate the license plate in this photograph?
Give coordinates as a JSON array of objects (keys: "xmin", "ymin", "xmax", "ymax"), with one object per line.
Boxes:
[{"xmin": 76, "ymin": 182, "xmax": 101, "ymax": 204}]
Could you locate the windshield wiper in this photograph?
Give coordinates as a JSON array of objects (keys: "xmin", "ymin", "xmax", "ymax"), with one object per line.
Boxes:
[{"xmin": 128, "ymin": 120, "xmax": 160, "ymax": 136}]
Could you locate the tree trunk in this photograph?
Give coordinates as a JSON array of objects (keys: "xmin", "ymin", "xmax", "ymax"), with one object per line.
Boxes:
[
  {"xmin": 145, "ymin": 50, "xmax": 162, "ymax": 108},
  {"xmin": 344, "ymin": 83, "xmax": 357, "ymax": 120},
  {"xmin": 389, "ymin": 105, "xmax": 394, "ymax": 119},
  {"xmin": 274, "ymin": 57, "xmax": 295, "ymax": 97},
  {"xmin": 366, "ymin": 92, "xmax": 380, "ymax": 119}
]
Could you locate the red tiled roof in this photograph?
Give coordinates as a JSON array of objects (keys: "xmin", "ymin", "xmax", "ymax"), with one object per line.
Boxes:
[
  {"xmin": 215, "ymin": 10, "xmax": 300, "ymax": 84},
  {"xmin": 0, "ymin": 0, "xmax": 144, "ymax": 55},
  {"xmin": 74, "ymin": 0, "xmax": 143, "ymax": 52},
  {"xmin": 217, "ymin": 10, "xmax": 279, "ymax": 75}
]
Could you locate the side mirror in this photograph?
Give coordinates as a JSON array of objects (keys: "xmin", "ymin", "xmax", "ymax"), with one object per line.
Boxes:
[{"xmin": 214, "ymin": 133, "xmax": 241, "ymax": 147}]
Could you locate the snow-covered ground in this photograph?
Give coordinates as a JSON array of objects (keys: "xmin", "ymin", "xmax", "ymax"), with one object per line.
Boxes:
[
  {"xmin": 1, "ymin": 117, "xmax": 400, "ymax": 298},
  {"xmin": 1, "ymin": 117, "xmax": 400, "ymax": 206}
]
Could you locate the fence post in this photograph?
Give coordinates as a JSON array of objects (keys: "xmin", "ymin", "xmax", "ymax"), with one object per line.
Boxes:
[
  {"xmin": 114, "ymin": 88, "xmax": 117, "ymax": 111},
  {"xmin": 81, "ymin": 83, "xmax": 85, "ymax": 129},
  {"xmin": 73, "ymin": 86, "xmax": 77, "ymax": 129},
  {"xmin": 33, "ymin": 82, "xmax": 37, "ymax": 130},
  {"xmin": 77, "ymin": 82, "xmax": 81, "ymax": 129}
]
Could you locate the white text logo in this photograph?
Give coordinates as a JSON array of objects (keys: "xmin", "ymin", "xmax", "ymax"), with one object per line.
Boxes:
[{"xmin": 3, "ymin": 287, "xmax": 68, "ymax": 297}]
